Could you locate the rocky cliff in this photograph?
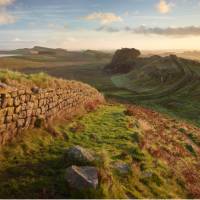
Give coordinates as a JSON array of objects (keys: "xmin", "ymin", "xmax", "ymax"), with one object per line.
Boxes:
[{"xmin": 104, "ymin": 48, "xmax": 141, "ymax": 74}]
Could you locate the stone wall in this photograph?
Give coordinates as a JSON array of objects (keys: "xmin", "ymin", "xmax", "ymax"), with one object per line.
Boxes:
[{"xmin": 0, "ymin": 81, "xmax": 104, "ymax": 145}]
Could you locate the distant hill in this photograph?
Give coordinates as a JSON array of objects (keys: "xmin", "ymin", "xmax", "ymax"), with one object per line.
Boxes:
[{"xmin": 0, "ymin": 46, "xmax": 112, "ymax": 63}]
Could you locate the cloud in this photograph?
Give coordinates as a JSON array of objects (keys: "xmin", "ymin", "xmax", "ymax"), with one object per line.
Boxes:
[
  {"xmin": 156, "ymin": 0, "xmax": 173, "ymax": 14},
  {"xmin": 0, "ymin": 0, "xmax": 16, "ymax": 25},
  {"xmin": 96, "ymin": 25, "xmax": 200, "ymax": 36},
  {"xmin": 83, "ymin": 12, "xmax": 122, "ymax": 25},
  {"xmin": 96, "ymin": 25, "xmax": 120, "ymax": 32},
  {"xmin": 0, "ymin": 0, "xmax": 15, "ymax": 7},
  {"xmin": 0, "ymin": 10, "xmax": 16, "ymax": 25}
]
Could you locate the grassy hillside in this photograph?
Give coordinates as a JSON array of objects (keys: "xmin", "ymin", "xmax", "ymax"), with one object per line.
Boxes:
[
  {"xmin": 0, "ymin": 104, "xmax": 199, "ymax": 198},
  {"xmin": 109, "ymin": 56, "xmax": 200, "ymax": 126}
]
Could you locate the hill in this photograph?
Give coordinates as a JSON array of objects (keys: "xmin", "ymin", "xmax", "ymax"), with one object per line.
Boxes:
[
  {"xmin": 0, "ymin": 46, "xmax": 112, "ymax": 62},
  {"xmin": 105, "ymin": 48, "xmax": 200, "ymax": 126}
]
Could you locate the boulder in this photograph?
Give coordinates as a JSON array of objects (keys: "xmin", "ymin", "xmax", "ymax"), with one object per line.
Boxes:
[
  {"xmin": 65, "ymin": 145, "xmax": 95, "ymax": 165},
  {"xmin": 66, "ymin": 165, "xmax": 98, "ymax": 190}
]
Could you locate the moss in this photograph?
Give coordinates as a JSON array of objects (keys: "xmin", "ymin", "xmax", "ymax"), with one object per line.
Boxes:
[
  {"xmin": 178, "ymin": 128, "xmax": 187, "ymax": 134},
  {"xmin": 130, "ymin": 131, "xmax": 141, "ymax": 144}
]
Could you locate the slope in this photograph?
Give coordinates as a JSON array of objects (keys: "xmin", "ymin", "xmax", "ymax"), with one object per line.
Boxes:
[{"xmin": 0, "ymin": 104, "xmax": 199, "ymax": 198}]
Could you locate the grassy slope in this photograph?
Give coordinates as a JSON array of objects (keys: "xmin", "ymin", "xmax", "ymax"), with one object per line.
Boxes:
[
  {"xmin": 109, "ymin": 58, "xmax": 200, "ymax": 127},
  {"xmin": 0, "ymin": 104, "xmax": 199, "ymax": 198}
]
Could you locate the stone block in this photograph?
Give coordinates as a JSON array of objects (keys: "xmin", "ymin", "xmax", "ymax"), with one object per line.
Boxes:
[
  {"xmin": 7, "ymin": 107, "xmax": 14, "ymax": 116},
  {"xmin": 17, "ymin": 119, "xmax": 25, "ymax": 127}
]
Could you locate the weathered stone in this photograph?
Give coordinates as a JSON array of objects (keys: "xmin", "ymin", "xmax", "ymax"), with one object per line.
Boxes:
[
  {"xmin": 0, "ymin": 82, "xmax": 9, "ymax": 89},
  {"xmin": 65, "ymin": 165, "xmax": 98, "ymax": 190},
  {"xmin": 65, "ymin": 146, "xmax": 95, "ymax": 165},
  {"xmin": 7, "ymin": 98, "xmax": 13, "ymax": 107},
  {"xmin": 11, "ymin": 91, "xmax": 18, "ymax": 98},
  {"xmin": 113, "ymin": 162, "xmax": 130, "ymax": 174},
  {"xmin": 17, "ymin": 119, "xmax": 25, "ymax": 127},
  {"xmin": 27, "ymin": 109, "xmax": 32, "ymax": 117},
  {"xmin": 0, "ymin": 108, "xmax": 7, "ymax": 118},
  {"xmin": 14, "ymin": 97, "xmax": 20, "ymax": 106},
  {"xmin": 5, "ymin": 115, "xmax": 12, "ymax": 123},
  {"xmin": 20, "ymin": 95, "xmax": 26, "ymax": 102},
  {"xmin": 7, "ymin": 107, "xmax": 14, "ymax": 116},
  {"xmin": 18, "ymin": 89, "xmax": 25, "ymax": 95},
  {"xmin": 19, "ymin": 111, "xmax": 26, "ymax": 119},
  {"xmin": 15, "ymin": 106, "xmax": 21, "ymax": 113},
  {"xmin": 0, "ymin": 124, "xmax": 6, "ymax": 133}
]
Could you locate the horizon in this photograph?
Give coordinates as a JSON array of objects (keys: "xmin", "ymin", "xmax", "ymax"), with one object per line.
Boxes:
[
  {"xmin": 1, "ymin": 46, "xmax": 200, "ymax": 53},
  {"xmin": 1, "ymin": 0, "xmax": 200, "ymax": 50}
]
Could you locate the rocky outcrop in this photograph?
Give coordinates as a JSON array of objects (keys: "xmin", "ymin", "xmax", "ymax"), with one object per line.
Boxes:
[
  {"xmin": 105, "ymin": 48, "xmax": 141, "ymax": 74},
  {"xmin": 65, "ymin": 165, "xmax": 99, "ymax": 190},
  {"xmin": 0, "ymin": 81, "xmax": 104, "ymax": 145}
]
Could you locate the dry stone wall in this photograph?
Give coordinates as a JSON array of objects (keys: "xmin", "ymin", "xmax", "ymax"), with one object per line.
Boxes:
[{"xmin": 0, "ymin": 81, "xmax": 104, "ymax": 145}]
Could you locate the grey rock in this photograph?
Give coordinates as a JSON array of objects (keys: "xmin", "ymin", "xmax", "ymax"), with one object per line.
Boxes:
[
  {"xmin": 0, "ymin": 82, "xmax": 8, "ymax": 88},
  {"xmin": 65, "ymin": 145, "xmax": 95, "ymax": 165},
  {"xmin": 66, "ymin": 165, "xmax": 98, "ymax": 190},
  {"xmin": 113, "ymin": 162, "xmax": 130, "ymax": 174}
]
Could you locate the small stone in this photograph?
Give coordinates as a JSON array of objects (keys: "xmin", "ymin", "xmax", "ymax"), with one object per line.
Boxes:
[
  {"xmin": 0, "ymin": 82, "xmax": 8, "ymax": 89},
  {"xmin": 31, "ymin": 87, "xmax": 40, "ymax": 94},
  {"xmin": 65, "ymin": 165, "xmax": 98, "ymax": 190},
  {"xmin": 65, "ymin": 145, "xmax": 95, "ymax": 165},
  {"xmin": 113, "ymin": 162, "xmax": 130, "ymax": 174}
]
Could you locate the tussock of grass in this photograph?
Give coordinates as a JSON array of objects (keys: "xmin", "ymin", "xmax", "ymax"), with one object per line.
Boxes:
[{"xmin": 0, "ymin": 70, "xmax": 74, "ymax": 89}]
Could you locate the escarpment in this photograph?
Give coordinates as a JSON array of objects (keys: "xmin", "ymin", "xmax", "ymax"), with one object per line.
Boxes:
[{"xmin": 0, "ymin": 78, "xmax": 104, "ymax": 145}]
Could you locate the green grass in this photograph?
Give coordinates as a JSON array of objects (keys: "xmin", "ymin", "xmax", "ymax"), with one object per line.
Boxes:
[
  {"xmin": 0, "ymin": 70, "xmax": 74, "ymax": 89},
  {"xmin": 0, "ymin": 105, "xmax": 187, "ymax": 199}
]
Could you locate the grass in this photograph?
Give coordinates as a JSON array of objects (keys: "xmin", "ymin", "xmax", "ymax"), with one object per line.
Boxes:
[
  {"xmin": 0, "ymin": 70, "xmax": 80, "ymax": 89},
  {"xmin": 0, "ymin": 104, "xmax": 196, "ymax": 198}
]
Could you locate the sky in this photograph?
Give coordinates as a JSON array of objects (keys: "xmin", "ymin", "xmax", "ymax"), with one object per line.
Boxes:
[{"xmin": 1, "ymin": 0, "xmax": 200, "ymax": 50}]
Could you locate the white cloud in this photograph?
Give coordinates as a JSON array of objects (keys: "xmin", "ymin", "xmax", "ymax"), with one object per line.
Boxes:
[
  {"xmin": 0, "ymin": 0, "xmax": 16, "ymax": 25},
  {"xmin": 0, "ymin": 0, "xmax": 15, "ymax": 7},
  {"xmin": 156, "ymin": 0, "xmax": 173, "ymax": 14},
  {"xmin": 96, "ymin": 25, "xmax": 200, "ymax": 37},
  {"xmin": 83, "ymin": 12, "xmax": 122, "ymax": 25},
  {"xmin": 0, "ymin": 10, "xmax": 16, "ymax": 25}
]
